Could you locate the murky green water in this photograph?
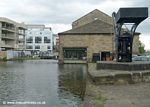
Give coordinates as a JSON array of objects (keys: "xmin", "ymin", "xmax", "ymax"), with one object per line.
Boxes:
[{"xmin": 0, "ymin": 60, "xmax": 87, "ymax": 107}]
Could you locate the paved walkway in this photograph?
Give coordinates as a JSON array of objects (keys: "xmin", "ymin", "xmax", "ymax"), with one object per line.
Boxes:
[
  {"xmin": 83, "ymin": 79, "xmax": 150, "ymax": 107},
  {"xmin": 105, "ymin": 99, "xmax": 150, "ymax": 107},
  {"xmin": 83, "ymin": 63, "xmax": 150, "ymax": 107}
]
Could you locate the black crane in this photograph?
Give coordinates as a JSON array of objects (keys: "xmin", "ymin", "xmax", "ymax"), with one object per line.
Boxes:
[{"xmin": 112, "ymin": 7, "xmax": 148, "ymax": 62}]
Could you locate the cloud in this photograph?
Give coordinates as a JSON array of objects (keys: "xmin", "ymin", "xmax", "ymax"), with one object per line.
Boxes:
[
  {"xmin": 0, "ymin": 0, "xmax": 149, "ymax": 25},
  {"xmin": 0, "ymin": 0, "xmax": 149, "ymax": 49},
  {"xmin": 47, "ymin": 24, "xmax": 71, "ymax": 34},
  {"xmin": 0, "ymin": 0, "xmax": 105, "ymax": 23}
]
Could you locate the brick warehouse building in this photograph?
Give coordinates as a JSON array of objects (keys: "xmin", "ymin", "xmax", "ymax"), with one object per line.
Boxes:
[{"xmin": 58, "ymin": 9, "xmax": 140, "ymax": 63}]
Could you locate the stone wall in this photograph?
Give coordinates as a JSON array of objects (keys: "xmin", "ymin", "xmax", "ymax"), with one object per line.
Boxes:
[
  {"xmin": 133, "ymin": 35, "xmax": 140, "ymax": 54},
  {"xmin": 88, "ymin": 63, "xmax": 150, "ymax": 85},
  {"xmin": 59, "ymin": 34, "xmax": 113, "ymax": 62},
  {"xmin": 72, "ymin": 9, "xmax": 113, "ymax": 29},
  {"xmin": 59, "ymin": 34, "xmax": 140, "ymax": 63}
]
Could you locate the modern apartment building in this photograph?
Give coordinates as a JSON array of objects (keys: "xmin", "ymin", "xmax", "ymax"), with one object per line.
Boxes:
[
  {"xmin": 53, "ymin": 34, "xmax": 59, "ymax": 52},
  {"xmin": 17, "ymin": 23, "xmax": 26, "ymax": 50},
  {"xmin": 25, "ymin": 24, "xmax": 53, "ymax": 53},
  {"xmin": 0, "ymin": 17, "xmax": 26, "ymax": 51}
]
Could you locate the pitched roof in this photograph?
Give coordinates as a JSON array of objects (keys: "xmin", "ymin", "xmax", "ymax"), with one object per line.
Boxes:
[
  {"xmin": 73, "ymin": 9, "xmax": 110, "ymax": 23},
  {"xmin": 59, "ymin": 19, "xmax": 114, "ymax": 35},
  {"xmin": 72, "ymin": 9, "xmax": 113, "ymax": 28}
]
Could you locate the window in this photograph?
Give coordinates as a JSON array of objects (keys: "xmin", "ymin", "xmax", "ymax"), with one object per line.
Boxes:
[
  {"xmin": 26, "ymin": 45, "xmax": 33, "ymax": 49},
  {"xmin": 35, "ymin": 45, "xmax": 40, "ymax": 49},
  {"xmin": 47, "ymin": 46, "xmax": 51, "ymax": 49},
  {"xmin": 35, "ymin": 37, "xmax": 42, "ymax": 43},
  {"xmin": 63, "ymin": 48, "xmax": 87, "ymax": 60},
  {"xmin": 18, "ymin": 29, "xmax": 24, "ymax": 34},
  {"xmin": 44, "ymin": 37, "xmax": 51, "ymax": 43},
  {"xmin": 26, "ymin": 37, "xmax": 33, "ymax": 43},
  {"xmin": 19, "ymin": 41, "xmax": 22, "ymax": 43}
]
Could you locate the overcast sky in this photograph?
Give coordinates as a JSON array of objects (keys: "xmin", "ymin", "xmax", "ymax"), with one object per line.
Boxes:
[{"xmin": 0, "ymin": 0, "xmax": 149, "ymax": 49}]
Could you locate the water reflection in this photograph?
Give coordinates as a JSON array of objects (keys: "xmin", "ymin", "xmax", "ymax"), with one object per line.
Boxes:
[
  {"xmin": 0, "ymin": 61, "xmax": 25, "ymax": 105},
  {"xmin": 0, "ymin": 60, "xmax": 87, "ymax": 107},
  {"xmin": 58, "ymin": 64, "xmax": 87, "ymax": 107}
]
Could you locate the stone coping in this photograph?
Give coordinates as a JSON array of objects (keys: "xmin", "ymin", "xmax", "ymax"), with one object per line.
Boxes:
[
  {"xmin": 63, "ymin": 60, "xmax": 87, "ymax": 64},
  {"xmin": 97, "ymin": 61, "xmax": 150, "ymax": 71},
  {"xmin": 88, "ymin": 69, "xmax": 150, "ymax": 85}
]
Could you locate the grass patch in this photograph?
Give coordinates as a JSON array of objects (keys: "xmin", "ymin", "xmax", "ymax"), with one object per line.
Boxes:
[
  {"xmin": 0, "ymin": 56, "xmax": 41, "ymax": 61},
  {"xmin": 0, "ymin": 57, "xmax": 7, "ymax": 61},
  {"xmin": 13, "ymin": 56, "xmax": 40, "ymax": 61},
  {"xmin": 95, "ymin": 95, "xmax": 108, "ymax": 102}
]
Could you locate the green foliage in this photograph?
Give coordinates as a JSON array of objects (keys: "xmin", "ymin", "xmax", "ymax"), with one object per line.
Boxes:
[
  {"xmin": 2, "ymin": 57, "xmax": 7, "ymax": 61},
  {"xmin": 139, "ymin": 41, "xmax": 145, "ymax": 54},
  {"xmin": 95, "ymin": 95, "xmax": 108, "ymax": 102},
  {"xmin": 0, "ymin": 56, "xmax": 40, "ymax": 61}
]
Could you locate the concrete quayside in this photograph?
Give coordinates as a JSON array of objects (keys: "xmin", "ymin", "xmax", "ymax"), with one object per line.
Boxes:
[
  {"xmin": 88, "ymin": 62, "xmax": 150, "ymax": 85},
  {"xmin": 83, "ymin": 62, "xmax": 150, "ymax": 107}
]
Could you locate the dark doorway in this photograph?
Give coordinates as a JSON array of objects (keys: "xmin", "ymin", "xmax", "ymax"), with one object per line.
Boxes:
[{"xmin": 101, "ymin": 51, "xmax": 113, "ymax": 61}]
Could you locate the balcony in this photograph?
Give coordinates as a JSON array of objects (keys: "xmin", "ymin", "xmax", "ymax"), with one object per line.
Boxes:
[
  {"xmin": 1, "ymin": 44, "xmax": 14, "ymax": 49},
  {"xmin": 2, "ymin": 34, "xmax": 15, "ymax": 40},
  {"xmin": 18, "ymin": 35, "xmax": 25, "ymax": 42},
  {"xmin": 2, "ymin": 26, "xmax": 16, "ymax": 33},
  {"xmin": 18, "ymin": 45, "xmax": 25, "ymax": 50},
  {"xmin": 18, "ymin": 38, "xmax": 25, "ymax": 42},
  {"xmin": 18, "ymin": 30, "xmax": 25, "ymax": 35},
  {"xmin": 18, "ymin": 42, "xmax": 25, "ymax": 45}
]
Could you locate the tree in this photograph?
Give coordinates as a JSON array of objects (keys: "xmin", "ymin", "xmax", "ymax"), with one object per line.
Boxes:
[{"xmin": 139, "ymin": 41, "xmax": 145, "ymax": 54}]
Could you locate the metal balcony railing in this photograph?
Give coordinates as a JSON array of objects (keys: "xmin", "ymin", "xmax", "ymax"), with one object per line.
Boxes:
[
  {"xmin": 2, "ymin": 26, "xmax": 16, "ymax": 33},
  {"xmin": 2, "ymin": 34, "xmax": 15, "ymax": 40}
]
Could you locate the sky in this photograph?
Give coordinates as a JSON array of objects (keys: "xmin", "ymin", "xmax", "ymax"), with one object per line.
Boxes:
[{"xmin": 0, "ymin": 0, "xmax": 149, "ymax": 50}]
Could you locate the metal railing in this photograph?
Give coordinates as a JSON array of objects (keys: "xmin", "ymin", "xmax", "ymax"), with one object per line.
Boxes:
[
  {"xmin": 2, "ymin": 26, "xmax": 16, "ymax": 32},
  {"xmin": 2, "ymin": 34, "xmax": 15, "ymax": 40}
]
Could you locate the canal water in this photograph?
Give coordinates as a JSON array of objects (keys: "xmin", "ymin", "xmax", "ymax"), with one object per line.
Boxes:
[{"xmin": 0, "ymin": 60, "xmax": 87, "ymax": 107}]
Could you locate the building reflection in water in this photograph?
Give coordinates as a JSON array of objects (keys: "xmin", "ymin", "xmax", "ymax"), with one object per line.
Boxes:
[
  {"xmin": 58, "ymin": 64, "xmax": 87, "ymax": 107},
  {"xmin": 0, "ymin": 61, "xmax": 87, "ymax": 107}
]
